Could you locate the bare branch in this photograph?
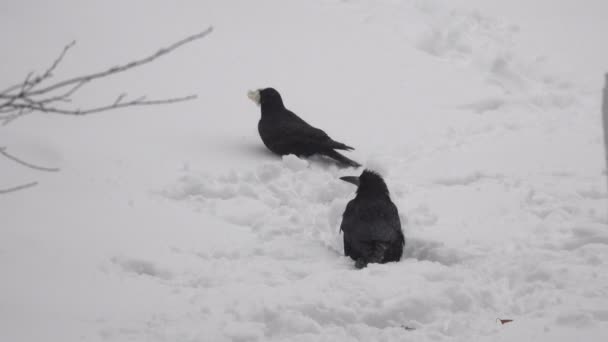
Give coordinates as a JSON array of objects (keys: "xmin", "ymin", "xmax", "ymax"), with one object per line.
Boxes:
[
  {"xmin": 0, "ymin": 72, "xmax": 33, "ymax": 109},
  {"xmin": 0, "ymin": 27, "xmax": 212, "ymax": 194},
  {"xmin": 0, "ymin": 81, "xmax": 22, "ymax": 97},
  {"xmin": 114, "ymin": 93, "xmax": 127, "ymax": 105},
  {"xmin": 0, "ymin": 147, "xmax": 60, "ymax": 172},
  {"xmin": 28, "ymin": 27, "xmax": 213, "ymax": 96},
  {"xmin": 10, "ymin": 94, "xmax": 197, "ymax": 116},
  {"xmin": 0, "ymin": 26, "xmax": 213, "ymax": 125},
  {"xmin": 0, "ymin": 41, "xmax": 76, "ymax": 96},
  {"xmin": 0, "ymin": 105, "xmax": 16, "ymax": 113},
  {"xmin": 0, "ymin": 182, "xmax": 38, "ymax": 194},
  {"xmin": 0, "ymin": 108, "xmax": 33, "ymax": 126},
  {"xmin": 20, "ymin": 72, "xmax": 34, "ymax": 93},
  {"xmin": 42, "ymin": 41, "xmax": 76, "ymax": 80},
  {"xmin": 39, "ymin": 80, "xmax": 89, "ymax": 104}
]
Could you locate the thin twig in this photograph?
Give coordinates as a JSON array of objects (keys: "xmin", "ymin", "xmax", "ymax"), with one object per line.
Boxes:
[
  {"xmin": 0, "ymin": 147, "xmax": 60, "ymax": 172},
  {"xmin": 0, "ymin": 182, "xmax": 38, "ymax": 194},
  {"xmin": 0, "ymin": 106, "xmax": 16, "ymax": 113},
  {"xmin": 114, "ymin": 93, "xmax": 127, "ymax": 105},
  {"xmin": 41, "ymin": 41, "xmax": 76, "ymax": 80},
  {"xmin": 20, "ymin": 72, "xmax": 34, "ymax": 94},
  {"xmin": 29, "ymin": 27, "xmax": 213, "ymax": 96},
  {"xmin": 0, "ymin": 108, "xmax": 33, "ymax": 126},
  {"xmin": 10, "ymin": 94, "xmax": 197, "ymax": 115},
  {"xmin": 0, "ymin": 26, "xmax": 213, "ymax": 125},
  {"xmin": 0, "ymin": 27, "xmax": 213, "ymax": 194},
  {"xmin": 0, "ymin": 72, "xmax": 32, "ymax": 109},
  {"xmin": 37, "ymin": 80, "xmax": 89, "ymax": 104},
  {"xmin": 0, "ymin": 41, "xmax": 76, "ymax": 96}
]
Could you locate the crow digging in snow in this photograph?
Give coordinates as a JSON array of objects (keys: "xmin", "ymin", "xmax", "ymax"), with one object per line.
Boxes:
[
  {"xmin": 340, "ymin": 170, "xmax": 405, "ymax": 269},
  {"xmin": 247, "ymin": 87, "xmax": 360, "ymax": 167}
]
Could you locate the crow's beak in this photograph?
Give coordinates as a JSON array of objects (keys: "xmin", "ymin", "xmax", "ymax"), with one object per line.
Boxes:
[
  {"xmin": 247, "ymin": 89, "xmax": 261, "ymax": 106},
  {"xmin": 340, "ymin": 176, "xmax": 360, "ymax": 186}
]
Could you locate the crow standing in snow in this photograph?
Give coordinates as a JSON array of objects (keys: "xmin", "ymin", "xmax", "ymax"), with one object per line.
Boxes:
[
  {"xmin": 340, "ymin": 170, "xmax": 405, "ymax": 269},
  {"xmin": 247, "ymin": 87, "xmax": 360, "ymax": 167}
]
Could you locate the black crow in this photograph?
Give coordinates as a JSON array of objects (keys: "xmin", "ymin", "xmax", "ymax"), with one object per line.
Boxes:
[
  {"xmin": 340, "ymin": 170, "xmax": 405, "ymax": 269},
  {"xmin": 247, "ymin": 87, "xmax": 361, "ymax": 167}
]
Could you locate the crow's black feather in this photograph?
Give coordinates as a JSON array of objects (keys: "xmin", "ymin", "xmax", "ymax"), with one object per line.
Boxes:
[
  {"xmin": 253, "ymin": 88, "xmax": 360, "ymax": 167},
  {"xmin": 340, "ymin": 170, "xmax": 405, "ymax": 268}
]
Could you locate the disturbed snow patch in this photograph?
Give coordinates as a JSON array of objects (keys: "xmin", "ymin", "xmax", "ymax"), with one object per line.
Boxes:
[
  {"xmin": 110, "ymin": 256, "xmax": 173, "ymax": 280},
  {"xmin": 414, "ymin": 5, "xmax": 580, "ymax": 112},
  {"xmin": 162, "ymin": 155, "xmax": 355, "ymax": 253}
]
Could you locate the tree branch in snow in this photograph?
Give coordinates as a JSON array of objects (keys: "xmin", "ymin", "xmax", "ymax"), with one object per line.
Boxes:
[
  {"xmin": 0, "ymin": 147, "xmax": 60, "ymax": 172},
  {"xmin": 0, "ymin": 147, "xmax": 52, "ymax": 193},
  {"xmin": 0, "ymin": 26, "xmax": 213, "ymax": 124},
  {"xmin": 0, "ymin": 26, "xmax": 213, "ymax": 194},
  {"xmin": 0, "ymin": 182, "xmax": 38, "ymax": 194}
]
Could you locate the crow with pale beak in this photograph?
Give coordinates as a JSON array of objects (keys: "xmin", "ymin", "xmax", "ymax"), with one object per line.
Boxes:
[
  {"xmin": 340, "ymin": 170, "xmax": 405, "ymax": 269},
  {"xmin": 247, "ymin": 87, "xmax": 360, "ymax": 167}
]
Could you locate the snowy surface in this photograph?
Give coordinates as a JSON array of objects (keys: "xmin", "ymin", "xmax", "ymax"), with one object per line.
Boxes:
[{"xmin": 1, "ymin": 0, "xmax": 608, "ymax": 341}]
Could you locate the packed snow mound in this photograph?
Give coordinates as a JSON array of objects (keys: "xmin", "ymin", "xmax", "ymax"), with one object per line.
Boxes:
[
  {"xmin": 157, "ymin": 149, "xmax": 607, "ymax": 340},
  {"xmin": 164, "ymin": 156, "xmax": 368, "ymax": 256},
  {"xmin": 163, "ymin": 155, "xmax": 473, "ymax": 266}
]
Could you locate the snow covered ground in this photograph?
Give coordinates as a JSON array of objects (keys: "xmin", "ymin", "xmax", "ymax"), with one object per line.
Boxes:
[{"xmin": 1, "ymin": 0, "xmax": 607, "ymax": 341}]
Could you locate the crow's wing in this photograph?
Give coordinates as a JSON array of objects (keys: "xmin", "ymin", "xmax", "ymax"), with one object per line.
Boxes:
[
  {"xmin": 282, "ymin": 109, "xmax": 310, "ymax": 126},
  {"xmin": 340, "ymin": 200, "xmax": 358, "ymax": 233},
  {"xmin": 358, "ymin": 200, "xmax": 402, "ymax": 243},
  {"xmin": 269, "ymin": 120, "xmax": 338, "ymax": 152},
  {"xmin": 277, "ymin": 110, "xmax": 354, "ymax": 151},
  {"xmin": 340, "ymin": 200, "xmax": 367, "ymax": 258},
  {"xmin": 340, "ymin": 199, "xmax": 403, "ymax": 260}
]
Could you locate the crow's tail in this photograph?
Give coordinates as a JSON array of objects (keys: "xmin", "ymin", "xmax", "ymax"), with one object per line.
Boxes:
[
  {"xmin": 325, "ymin": 150, "xmax": 361, "ymax": 168},
  {"xmin": 328, "ymin": 139, "xmax": 355, "ymax": 151}
]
